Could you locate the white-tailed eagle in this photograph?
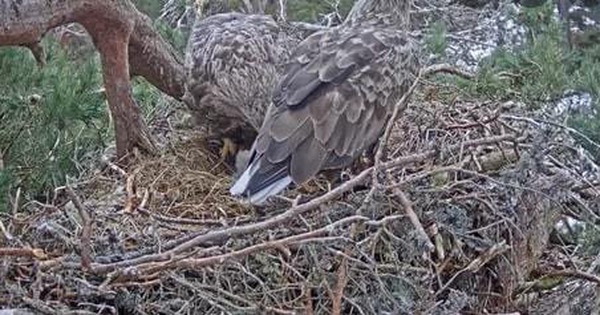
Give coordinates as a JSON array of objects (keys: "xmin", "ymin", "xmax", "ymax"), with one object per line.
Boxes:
[
  {"xmin": 230, "ymin": 0, "xmax": 420, "ymax": 205},
  {"xmin": 183, "ymin": 1, "xmax": 304, "ymax": 164}
]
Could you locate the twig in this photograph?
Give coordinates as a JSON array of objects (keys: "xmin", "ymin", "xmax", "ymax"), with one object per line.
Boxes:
[
  {"xmin": 65, "ymin": 185, "xmax": 92, "ymax": 270},
  {"xmin": 445, "ymin": 110, "xmax": 501, "ymax": 130},
  {"xmin": 171, "ymin": 275, "xmax": 296, "ymax": 315},
  {"xmin": 146, "ymin": 213, "xmax": 408, "ymax": 278},
  {"xmin": 75, "ymin": 303, "xmax": 116, "ymax": 315},
  {"xmin": 101, "ymin": 156, "xmax": 127, "ymax": 177},
  {"xmin": 12, "ymin": 187, "xmax": 21, "ymax": 215},
  {"xmin": 513, "ymin": 269, "xmax": 600, "ymax": 297},
  {"xmin": 241, "ymin": 0, "xmax": 254, "ymax": 13},
  {"xmin": 0, "ymin": 247, "xmax": 47, "ymax": 259},
  {"xmin": 154, "ymin": 215, "xmax": 370, "ymax": 271},
  {"xmin": 138, "ymin": 189, "xmax": 149, "ymax": 209},
  {"xmin": 278, "ymin": 0, "xmax": 287, "ymax": 22},
  {"xmin": 109, "ymin": 279, "xmax": 162, "ymax": 289},
  {"xmin": 0, "ymin": 219, "xmax": 12, "ymax": 241},
  {"xmin": 122, "ymin": 173, "xmax": 138, "ymax": 213},
  {"xmin": 438, "ymin": 166, "xmax": 564, "ymax": 207},
  {"xmin": 329, "ymin": 212, "xmax": 360, "ymax": 315},
  {"xmin": 289, "ymin": 21, "xmax": 329, "ymax": 32},
  {"xmin": 381, "ymin": 134, "xmax": 518, "ymax": 171},
  {"xmin": 303, "ymin": 285, "xmax": 313, "ymax": 315},
  {"xmin": 330, "ymin": 249, "xmax": 349, "ymax": 315},
  {"xmin": 545, "ymin": 269, "xmax": 600, "ymax": 284},
  {"xmin": 386, "ymin": 180, "xmax": 434, "ymax": 253},
  {"xmin": 436, "ymin": 241, "xmax": 510, "ymax": 296},
  {"xmin": 136, "ymin": 207, "xmax": 225, "ymax": 226},
  {"xmin": 422, "ymin": 63, "xmax": 475, "ymax": 80},
  {"xmin": 502, "ymin": 115, "xmax": 600, "ymax": 151},
  {"xmin": 372, "ymin": 69, "xmax": 423, "ymax": 193},
  {"xmin": 93, "ymin": 229, "xmax": 208, "ymax": 263},
  {"xmin": 21, "ymin": 297, "xmax": 56, "ymax": 315}
]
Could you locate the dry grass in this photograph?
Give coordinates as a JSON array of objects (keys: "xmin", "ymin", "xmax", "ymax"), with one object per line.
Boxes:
[{"xmin": 130, "ymin": 134, "xmax": 255, "ymax": 219}]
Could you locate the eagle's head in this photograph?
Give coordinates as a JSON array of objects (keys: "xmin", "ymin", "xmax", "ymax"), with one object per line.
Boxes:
[{"xmin": 194, "ymin": 0, "xmax": 231, "ymax": 18}]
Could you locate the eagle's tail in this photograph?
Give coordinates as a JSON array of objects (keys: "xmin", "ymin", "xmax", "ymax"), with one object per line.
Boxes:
[{"xmin": 229, "ymin": 153, "xmax": 292, "ymax": 205}]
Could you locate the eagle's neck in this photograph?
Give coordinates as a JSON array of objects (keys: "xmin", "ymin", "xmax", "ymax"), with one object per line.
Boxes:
[{"xmin": 344, "ymin": 0, "xmax": 411, "ymax": 28}]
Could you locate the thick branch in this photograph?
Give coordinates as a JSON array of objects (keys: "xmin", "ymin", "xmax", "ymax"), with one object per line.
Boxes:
[
  {"xmin": 128, "ymin": 11, "xmax": 185, "ymax": 99},
  {"xmin": 0, "ymin": 0, "xmax": 185, "ymax": 160},
  {"xmin": 0, "ymin": 0, "xmax": 185, "ymax": 100},
  {"xmin": 80, "ymin": 2, "xmax": 157, "ymax": 158}
]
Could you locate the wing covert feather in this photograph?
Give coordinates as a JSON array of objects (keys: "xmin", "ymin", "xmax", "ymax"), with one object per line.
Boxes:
[
  {"xmin": 290, "ymin": 137, "xmax": 329, "ymax": 184},
  {"xmin": 243, "ymin": 25, "xmax": 418, "ymax": 189}
]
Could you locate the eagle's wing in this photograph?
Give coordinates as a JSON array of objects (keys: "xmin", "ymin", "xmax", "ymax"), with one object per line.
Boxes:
[{"xmin": 230, "ymin": 26, "xmax": 417, "ymax": 204}]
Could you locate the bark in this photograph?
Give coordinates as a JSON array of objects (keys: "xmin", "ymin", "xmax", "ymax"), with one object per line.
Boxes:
[
  {"xmin": 0, "ymin": 0, "xmax": 186, "ymax": 162},
  {"xmin": 128, "ymin": 12, "xmax": 185, "ymax": 100},
  {"xmin": 84, "ymin": 10, "xmax": 156, "ymax": 160}
]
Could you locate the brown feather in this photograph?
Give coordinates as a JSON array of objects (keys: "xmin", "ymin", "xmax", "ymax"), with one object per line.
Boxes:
[
  {"xmin": 290, "ymin": 137, "xmax": 328, "ymax": 184},
  {"xmin": 308, "ymin": 98, "xmax": 335, "ymax": 125},
  {"xmin": 269, "ymin": 110, "xmax": 309, "ymax": 142},
  {"xmin": 266, "ymin": 120, "xmax": 312, "ymax": 163},
  {"xmin": 230, "ymin": 0, "xmax": 419, "ymax": 204},
  {"xmin": 314, "ymin": 111, "xmax": 341, "ymax": 144},
  {"xmin": 184, "ymin": 12, "xmax": 308, "ymax": 153}
]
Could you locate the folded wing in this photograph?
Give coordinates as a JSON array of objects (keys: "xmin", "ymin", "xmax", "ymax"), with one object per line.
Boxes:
[{"xmin": 230, "ymin": 26, "xmax": 416, "ymax": 205}]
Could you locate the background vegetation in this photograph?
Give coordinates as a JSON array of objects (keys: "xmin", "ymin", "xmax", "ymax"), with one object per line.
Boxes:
[
  {"xmin": 0, "ymin": 43, "xmax": 108, "ymax": 211},
  {"xmin": 427, "ymin": 1, "xmax": 600, "ymax": 157}
]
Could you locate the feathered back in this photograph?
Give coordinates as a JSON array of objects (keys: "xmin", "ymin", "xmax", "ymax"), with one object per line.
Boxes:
[
  {"xmin": 184, "ymin": 12, "xmax": 303, "ymax": 134},
  {"xmin": 230, "ymin": 0, "xmax": 420, "ymax": 205},
  {"xmin": 345, "ymin": 0, "xmax": 411, "ymax": 26}
]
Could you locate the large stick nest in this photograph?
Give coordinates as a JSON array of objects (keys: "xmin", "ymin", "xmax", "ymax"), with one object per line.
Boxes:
[
  {"xmin": 1, "ymin": 77, "xmax": 599, "ymax": 314},
  {"xmin": 1, "ymin": 1, "xmax": 600, "ymax": 313}
]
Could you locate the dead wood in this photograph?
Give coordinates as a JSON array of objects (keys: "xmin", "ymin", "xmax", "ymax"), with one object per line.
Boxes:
[{"xmin": 65, "ymin": 185, "xmax": 92, "ymax": 270}]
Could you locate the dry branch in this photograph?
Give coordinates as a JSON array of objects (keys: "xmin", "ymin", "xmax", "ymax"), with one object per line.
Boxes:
[
  {"xmin": 544, "ymin": 270, "xmax": 600, "ymax": 284},
  {"xmin": 171, "ymin": 215, "xmax": 367, "ymax": 271},
  {"xmin": 423, "ymin": 63, "xmax": 475, "ymax": 80},
  {"xmin": 330, "ymin": 254, "xmax": 348, "ymax": 315},
  {"xmin": 0, "ymin": 247, "xmax": 48, "ymax": 259},
  {"xmin": 388, "ymin": 183, "xmax": 434, "ymax": 252},
  {"xmin": 65, "ymin": 185, "xmax": 92, "ymax": 269},
  {"xmin": 0, "ymin": 220, "xmax": 12, "ymax": 241},
  {"xmin": 436, "ymin": 241, "xmax": 511, "ymax": 296}
]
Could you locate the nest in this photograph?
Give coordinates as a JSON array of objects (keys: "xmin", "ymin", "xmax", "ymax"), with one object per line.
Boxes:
[{"xmin": 1, "ymin": 81, "xmax": 599, "ymax": 314}]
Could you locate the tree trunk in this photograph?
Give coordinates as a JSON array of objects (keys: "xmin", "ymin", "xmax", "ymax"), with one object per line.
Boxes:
[
  {"xmin": 0, "ymin": 0, "xmax": 186, "ymax": 163},
  {"xmin": 83, "ymin": 10, "xmax": 156, "ymax": 160}
]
